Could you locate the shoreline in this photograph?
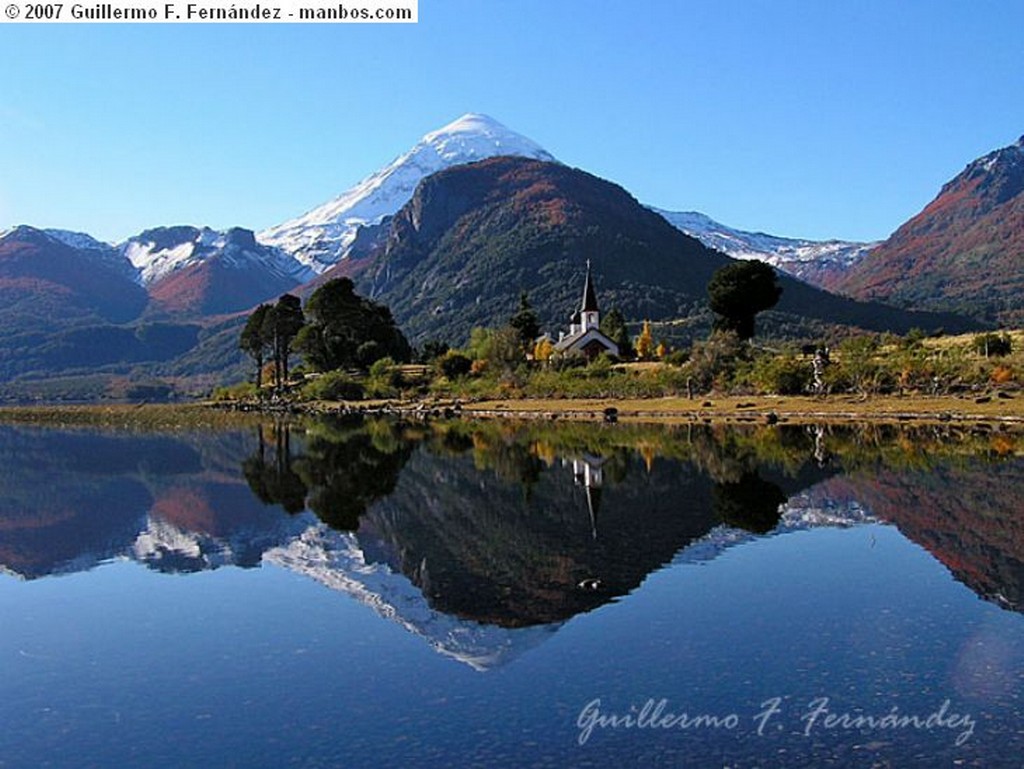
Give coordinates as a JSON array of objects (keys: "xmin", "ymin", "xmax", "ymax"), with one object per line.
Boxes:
[
  {"xmin": 0, "ymin": 393, "xmax": 1022, "ymax": 429},
  {"xmin": 454, "ymin": 394, "xmax": 1024, "ymax": 426}
]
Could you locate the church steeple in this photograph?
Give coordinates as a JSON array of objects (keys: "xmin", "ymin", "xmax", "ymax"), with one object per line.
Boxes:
[{"xmin": 580, "ymin": 259, "xmax": 599, "ymax": 331}]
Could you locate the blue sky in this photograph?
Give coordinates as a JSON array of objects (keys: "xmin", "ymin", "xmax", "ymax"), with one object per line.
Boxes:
[{"xmin": 2, "ymin": 0, "xmax": 1022, "ymax": 243}]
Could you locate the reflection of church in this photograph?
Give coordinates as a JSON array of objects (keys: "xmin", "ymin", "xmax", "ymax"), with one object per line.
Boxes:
[
  {"xmin": 565, "ymin": 453, "xmax": 606, "ymax": 538},
  {"xmin": 550, "ymin": 260, "xmax": 619, "ymax": 360}
]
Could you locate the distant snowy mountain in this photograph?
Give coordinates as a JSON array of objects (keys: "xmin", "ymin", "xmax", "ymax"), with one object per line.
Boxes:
[
  {"xmin": 122, "ymin": 225, "xmax": 313, "ymax": 287},
  {"xmin": 43, "ymin": 227, "xmax": 143, "ymax": 283},
  {"xmin": 259, "ymin": 112, "xmax": 874, "ymax": 286},
  {"xmin": 120, "ymin": 225, "xmax": 315, "ymax": 316},
  {"xmin": 653, "ymin": 209, "xmax": 877, "ymax": 287},
  {"xmin": 259, "ymin": 113, "xmax": 557, "ymax": 272}
]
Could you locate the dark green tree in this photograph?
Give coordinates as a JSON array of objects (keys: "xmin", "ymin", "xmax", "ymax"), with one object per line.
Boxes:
[
  {"xmin": 418, "ymin": 339, "xmax": 450, "ymax": 363},
  {"xmin": 239, "ymin": 304, "xmax": 272, "ymax": 388},
  {"xmin": 263, "ymin": 294, "xmax": 305, "ymax": 388},
  {"xmin": 707, "ymin": 261, "xmax": 783, "ymax": 341},
  {"xmin": 295, "ymin": 278, "xmax": 411, "ymax": 372},
  {"xmin": 599, "ymin": 307, "xmax": 634, "ymax": 358},
  {"xmin": 509, "ymin": 291, "xmax": 540, "ymax": 350}
]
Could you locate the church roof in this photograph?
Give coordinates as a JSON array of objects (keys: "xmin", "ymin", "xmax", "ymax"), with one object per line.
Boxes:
[
  {"xmin": 553, "ymin": 327, "xmax": 619, "ymax": 355},
  {"xmin": 580, "ymin": 261, "xmax": 599, "ymax": 312}
]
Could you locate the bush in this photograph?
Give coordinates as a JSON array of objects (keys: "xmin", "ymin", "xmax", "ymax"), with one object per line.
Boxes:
[
  {"xmin": 685, "ymin": 331, "xmax": 746, "ymax": 393},
  {"xmin": 364, "ymin": 357, "xmax": 402, "ymax": 399},
  {"xmin": 438, "ymin": 351, "xmax": 473, "ymax": 380},
  {"xmin": 974, "ymin": 333, "xmax": 1013, "ymax": 357},
  {"xmin": 211, "ymin": 382, "xmax": 258, "ymax": 401},
  {"xmin": 663, "ymin": 349, "xmax": 690, "ymax": 367},
  {"xmin": 991, "ymin": 365, "xmax": 1015, "ymax": 385},
  {"xmin": 749, "ymin": 353, "xmax": 812, "ymax": 395},
  {"xmin": 301, "ymin": 371, "xmax": 365, "ymax": 401}
]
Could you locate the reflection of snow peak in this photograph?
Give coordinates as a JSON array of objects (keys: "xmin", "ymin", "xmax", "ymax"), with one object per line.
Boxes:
[
  {"xmin": 134, "ymin": 516, "xmax": 236, "ymax": 569},
  {"xmin": 264, "ymin": 523, "xmax": 560, "ymax": 672},
  {"xmin": 672, "ymin": 494, "xmax": 878, "ymax": 567},
  {"xmin": 131, "ymin": 513, "xmax": 308, "ymax": 573}
]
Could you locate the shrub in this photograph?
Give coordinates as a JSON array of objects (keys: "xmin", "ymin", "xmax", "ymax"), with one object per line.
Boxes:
[
  {"xmin": 974, "ymin": 333, "xmax": 1013, "ymax": 357},
  {"xmin": 210, "ymin": 382, "xmax": 258, "ymax": 401},
  {"xmin": 438, "ymin": 351, "xmax": 473, "ymax": 380},
  {"xmin": 365, "ymin": 357, "xmax": 403, "ymax": 398},
  {"xmin": 991, "ymin": 365, "xmax": 1015, "ymax": 385},
  {"xmin": 301, "ymin": 371, "xmax": 365, "ymax": 401},
  {"xmin": 749, "ymin": 353, "xmax": 812, "ymax": 395},
  {"xmin": 663, "ymin": 349, "xmax": 690, "ymax": 367},
  {"xmin": 685, "ymin": 331, "xmax": 746, "ymax": 393}
]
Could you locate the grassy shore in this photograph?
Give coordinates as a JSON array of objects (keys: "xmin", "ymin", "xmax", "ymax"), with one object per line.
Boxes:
[
  {"xmin": 458, "ymin": 393, "xmax": 1024, "ymax": 425},
  {"xmin": 1, "ymin": 392, "xmax": 1022, "ymax": 430},
  {"xmin": 0, "ymin": 403, "xmax": 277, "ymax": 431}
]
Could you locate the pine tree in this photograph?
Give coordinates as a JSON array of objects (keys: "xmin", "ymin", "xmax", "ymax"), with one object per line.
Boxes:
[
  {"xmin": 261, "ymin": 295, "xmax": 305, "ymax": 388},
  {"xmin": 707, "ymin": 261, "xmax": 782, "ymax": 340},
  {"xmin": 509, "ymin": 292, "xmax": 541, "ymax": 349},
  {"xmin": 239, "ymin": 304, "xmax": 272, "ymax": 388},
  {"xmin": 295, "ymin": 278, "xmax": 411, "ymax": 372},
  {"xmin": 600, "ymin": 307, "xmax": 634, "ymax": 358}
]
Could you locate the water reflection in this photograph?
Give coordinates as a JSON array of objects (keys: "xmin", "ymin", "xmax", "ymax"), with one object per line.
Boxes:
[{"xmin": 1, "ymin": 419, "xmax": 1023, "ymax": 653}]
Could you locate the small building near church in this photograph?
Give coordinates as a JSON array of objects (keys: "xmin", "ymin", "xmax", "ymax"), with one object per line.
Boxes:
[{"xmin": 551, "ymin": 261, "xmax": 619, "ymax": 360}]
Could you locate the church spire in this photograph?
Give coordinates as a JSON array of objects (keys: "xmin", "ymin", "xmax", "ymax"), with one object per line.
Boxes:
[{"xmin": 580, "ymin": 259, "xmax": 599, "ymax": 313}]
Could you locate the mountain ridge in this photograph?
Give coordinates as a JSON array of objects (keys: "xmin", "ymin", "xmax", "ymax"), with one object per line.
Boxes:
[
  {"xmin": 333, "ymin": 155, "xmax": 976, "ymax": 345},
  {"xmin": 830, "ymin": 134, "xmax": 1024, "ymax": 324}
]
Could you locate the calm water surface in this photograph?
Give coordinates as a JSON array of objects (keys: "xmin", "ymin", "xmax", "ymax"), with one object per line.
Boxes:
[{"xmin": 1, "ymin": 418, "xmax": 1023, "ymax": 768}]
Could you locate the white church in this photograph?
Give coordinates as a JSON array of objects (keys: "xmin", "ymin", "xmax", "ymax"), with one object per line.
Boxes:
[{"xmin": 549, "ymin": 260, "xmax": 620, "ymax": 360}]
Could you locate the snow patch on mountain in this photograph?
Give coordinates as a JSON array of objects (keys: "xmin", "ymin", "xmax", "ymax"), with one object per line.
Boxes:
[
  {"xmin": 44, "ymin": 229, "xmax": 113, "ymax": 253},
  {"xmin": 259, "ymin": 113, "xmax": 557, "ymax": 272},
  {"xmin": 8, "ymin": 227, "xmax": 141, "ymax": 283},
  {"xmin": 654, "ymin": 208, "xmax": 877, "ymax": 285},
  {"xmin": 122, "ymin": 226, "xmax": 315, "ymax": 286}
]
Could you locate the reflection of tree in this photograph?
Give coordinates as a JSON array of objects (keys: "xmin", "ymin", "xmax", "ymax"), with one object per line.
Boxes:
[
  {"xmin": 293, "ymin": 418, "xmax": 415, "ymax": 531},
  {"xmin": 712, "ymin": 471, "xmax": 787, "ymax": 534},
  {"xmin": 240, "ymin": 418, "xmax": 415, "ymax": 531},
  {"xmin": 241, "ymin": 424, "xmax": 308, "ymax": 514}
]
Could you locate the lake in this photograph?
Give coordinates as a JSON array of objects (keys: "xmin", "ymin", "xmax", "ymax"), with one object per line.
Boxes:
[{"xmin": 1, "ymin": 417, "xmax": 1023, "ymax": 768}]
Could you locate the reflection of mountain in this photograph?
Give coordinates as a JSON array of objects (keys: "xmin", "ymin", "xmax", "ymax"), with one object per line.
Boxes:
[
  {"xmin": 4, "ymin": 419, "xmax": 1023, "ymax": 670},
  {"xmin": 137, "ymin": 483, "xmax": 308, "ymax": 573},
  {"xmin": 356, "ymin": 449, "xmax": 718, "ymax": 627},
  {"xmin": 0, "ymin": 427, "xmax": 194, "ymax": 578},
  {"xmin": 809, "ymin": 460, "xmax": 1024, "ymax": 611},
  {"xmin": 0, "ymin": 426, "xmax": 299, "ymax": 579},
  {"xmin": 265, "ymin": 523, "xmax": 561, "ymax": 671}
]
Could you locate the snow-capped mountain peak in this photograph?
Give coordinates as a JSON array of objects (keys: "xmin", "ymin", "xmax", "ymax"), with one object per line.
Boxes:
[
  {"xmin": 122, "ymin": 225, "xmax": 314, "ymax": 286},
  {"xmin": 654, "ymin": 208, "xmax": 878, "ymax": 287},
  {"xmin": 258, "ymin": 113, "xmax": 557, "ymax": 272}
]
